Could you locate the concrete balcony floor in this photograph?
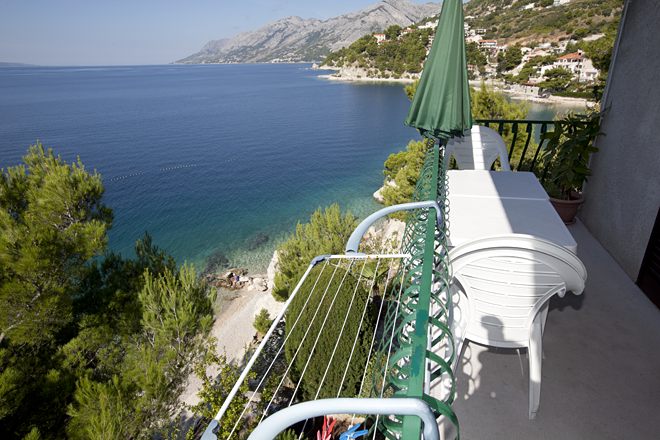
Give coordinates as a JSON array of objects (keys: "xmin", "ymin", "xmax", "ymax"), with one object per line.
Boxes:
[{"xmin": 451, "ymin": 220, "xmax": 660, "ymax": 440}]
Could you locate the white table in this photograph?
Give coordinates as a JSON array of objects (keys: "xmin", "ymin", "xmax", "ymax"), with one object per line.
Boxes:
[
  {"xmin": 447, "ymin": 171, "xmax": 577, "ymax": 253},
  {"xmin": 447, "ymin": 170, "xmax": 548, "ymax": 200}
]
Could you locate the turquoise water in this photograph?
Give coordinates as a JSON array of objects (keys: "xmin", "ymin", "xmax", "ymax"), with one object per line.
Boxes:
[
  {"xmin": 0, "ymin": 64, "xmax": 579, "ymax": 272},
  {"xmin": 526, "ymin": 101, "xmax": 587, "ymax": 120},
  {"xmin": 0, "ymin": 64, "xmax": 422, "ymax": 271}
]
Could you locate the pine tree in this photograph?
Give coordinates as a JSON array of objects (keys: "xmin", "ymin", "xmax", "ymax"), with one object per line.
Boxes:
[
  {"xmin": 0, "ymin": 143, "xmax": 112, "ymax": 438},
  {"xmin": 0, "ymin": 142, "xmax": 112, "ymax": 346},
  {"xmin": 189, "ymin": 350, "xmax": 255, "ymax": 439},
  {"xmin": 253, "ymin": 308, "xmax": 273, "ymax": 335},
  {"xmin": 139, "ymin": 264, "xmax": 215, "ymax": 357},
  {"xmin": 67, "ymin": 264, "xmax": 215, "ymax": 438},
  {"xmin": 272, "ymin": 204, "xmax": 357, "ymax": 301},
  {"xmin": 67, "ymin": 376, "xmax": 136, "ymax": 440}
]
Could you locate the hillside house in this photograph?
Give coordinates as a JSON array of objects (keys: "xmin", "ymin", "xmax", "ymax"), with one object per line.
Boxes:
[
  {"xmin": 540, "ymin": 50, "xmax": 599, "ymax": 82},
  {"xmin": 522, "ymin": 47, "xmax": 552, "ymax": 63},
  {"xmin": 479, "ymin": 39, "xmax": 498, "ymax": 50},
  {"xmin": 419, "ymin": 20, "xmax": 439, "ymax": 30},
  {"xmin": 466, "ymin": 34, "xmax": 483, "ymax": 44},
  {"xmin": 374, "ymin": 33, "xmax": 387, "ymax": 44}
]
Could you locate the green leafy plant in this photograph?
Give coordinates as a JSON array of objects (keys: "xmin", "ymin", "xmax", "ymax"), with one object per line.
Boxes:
[
  {"xmin": 540, "ymin": 112, "xmax": 602, "ymax": 199},
  {"xmin": 272, "ymin": 204, "xmax": 357, "ymax": 301},
  {"xmin": 188, "ymin": 349, "xmax": 256, "ymax": 439},
  {"xmin": 253, "ymin": 308, "xmax": 273, "ymax": 335},
  {"xmin": 276, "ymin": 429, "xmax": 301, "ymax": 440}
]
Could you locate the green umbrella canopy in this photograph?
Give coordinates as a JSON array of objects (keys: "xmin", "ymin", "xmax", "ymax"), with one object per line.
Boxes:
[{"xmin": 405, "ymin": 0, "xmax": 472, "ymax": 140}]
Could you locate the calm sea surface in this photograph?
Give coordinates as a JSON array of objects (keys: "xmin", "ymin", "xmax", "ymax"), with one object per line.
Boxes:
[{"xmin": 0, "ymin": 64, "xmax": 581, "ymax": 271}]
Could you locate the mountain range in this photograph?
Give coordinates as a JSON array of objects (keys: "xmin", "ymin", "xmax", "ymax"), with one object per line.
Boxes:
[{"xmin": 176, "ymin": 0, "xmax": 440, "ymax": 64}]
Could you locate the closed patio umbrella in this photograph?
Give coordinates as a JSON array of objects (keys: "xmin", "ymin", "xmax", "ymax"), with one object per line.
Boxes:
[{"xmin": 404, "ymin": 0, "xmax": 472, "ymax": 140}]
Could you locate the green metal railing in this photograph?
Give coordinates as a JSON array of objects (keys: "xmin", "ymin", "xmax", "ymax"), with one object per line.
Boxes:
[
  {"xmin": 376, "ymin": 138, "xmax": 458, "ymax": 439},
  {"xmin": 209, "ymin": 122, "xmax": 568, "ymax": 440},
  {"xmin": 475, "ymin": 119, "xmax": 555, "ymax": 176},
  {"xmin": 374, "ymin": 119, "xmax": 565, "ymax": 439}
]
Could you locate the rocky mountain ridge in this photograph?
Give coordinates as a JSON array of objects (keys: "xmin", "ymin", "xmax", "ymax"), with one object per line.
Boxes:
[{"xmin": 177, "ymin": 0, "xmax": 440, "ymax": 64}]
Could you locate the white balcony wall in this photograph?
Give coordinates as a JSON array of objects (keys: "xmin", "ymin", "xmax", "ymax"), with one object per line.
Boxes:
[{"xmin": 581, "ymin": 0, "xmax": 660, "ymax": 280}]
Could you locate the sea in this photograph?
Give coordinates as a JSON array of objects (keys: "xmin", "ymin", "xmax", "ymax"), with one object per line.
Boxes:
[{"xmin": 0, "ymin": 64, "xmax": 584, "ymax": 272}]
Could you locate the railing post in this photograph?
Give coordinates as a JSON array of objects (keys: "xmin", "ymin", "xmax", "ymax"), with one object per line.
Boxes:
[
  {"xmin": 508, "ymin": 122, "xmax": 519, "ymax": 159},
  {"xmin": 401, "ymin": 141, "xmax": 440, "ymax": 439},
  {"xmin": 474, "ymin": 119, "xmax": 556, "ymax": 174}
]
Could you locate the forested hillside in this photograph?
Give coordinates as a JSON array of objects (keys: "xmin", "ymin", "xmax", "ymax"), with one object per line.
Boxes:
[
  {"xmin": 323, "ymin": 25, "xmax": 433, "ymax": 78},
  {"xmin": 323, "ymin": 0, "xmax": 623, "ymax": 81},
  {"xmin": 465, "ymin": 0, "xmax": 622, "ymax": 44}
]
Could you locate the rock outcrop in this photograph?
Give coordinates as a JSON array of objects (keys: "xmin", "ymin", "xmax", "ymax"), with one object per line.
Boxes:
[{"xmin": 373, "ymin": 179, "xmax": 399, "ymax": 203}]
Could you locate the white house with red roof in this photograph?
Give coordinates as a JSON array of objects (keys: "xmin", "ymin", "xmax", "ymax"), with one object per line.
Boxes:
[{"xmin": 541, "ymin": 49, "xmax": 599, "ymax": 82}]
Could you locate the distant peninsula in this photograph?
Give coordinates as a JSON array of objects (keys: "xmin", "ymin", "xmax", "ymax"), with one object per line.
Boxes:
[{"xmin": 0, "ymin": 62, "xmax": 35, "ymax": 67}]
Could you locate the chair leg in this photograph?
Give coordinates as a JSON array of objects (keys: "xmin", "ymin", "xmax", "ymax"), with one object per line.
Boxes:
[
  {"xmin": 451, "ymin": 336, "xmax": 466, "ymax": 374},
  {"xmin": 528, "ymin": 315, "xmax": 543, "ymax": 419},
  {"xmin": 449, "ymin": 287, "xmax": 469, "ymax": 374},
  {"xmin": 538, "ymin": 302, "xmax": 549, "ymax": 337}
]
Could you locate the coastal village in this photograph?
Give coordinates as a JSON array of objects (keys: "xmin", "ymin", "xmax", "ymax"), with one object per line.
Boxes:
[
  {"xmin": 322, "ymin": 0, "xmax": 603, "ymax": 105},
  {"xmin": 370, "ymin": 17, "xmax": 600, "ymax": 82}
]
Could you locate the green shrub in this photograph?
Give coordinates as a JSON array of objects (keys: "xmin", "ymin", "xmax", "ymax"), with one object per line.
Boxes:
[
  {"xmin": 284, "ymin": 264, "xmax": 374, "ymax": 400},
  {"xmin": 272, "ymin": 205, "xmax": 358, "ymax": 301},
  {"xmin": 253, "ymin": 308, "xmax": 273, "ymax": 335}
]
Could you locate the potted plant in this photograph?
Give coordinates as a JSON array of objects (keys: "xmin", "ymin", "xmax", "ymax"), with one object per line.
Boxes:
[{"xmin": 540, "ymin": 112, "xmax": 602, "ymax": 224}]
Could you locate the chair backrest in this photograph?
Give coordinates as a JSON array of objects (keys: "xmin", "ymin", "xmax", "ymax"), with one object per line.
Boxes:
[
  {"xmin": 445, "ymin": 125, "xmax": 511, "ymax": 171},
  {"xmin": 448, "ymin": 235, "xmax": 586, "ymax": 348}
]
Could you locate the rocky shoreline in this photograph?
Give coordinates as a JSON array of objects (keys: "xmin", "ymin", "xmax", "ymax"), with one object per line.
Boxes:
[
  {"xmin": 317, "ymin": 64, "xmax": 419, "ymax": 84},
  {"xmin": 373, "ymin": 179, "xmax": 398, "ymax": 203},
  {"xmin": 179, "ymin": 250, "xmax": 282, "ymax": 409},
  {"xmin": 316, "ymin": 66, "xmax": 593, "ymax": 106},
  {"xmin": 469, "ymin": 79, "xmax": 593, "ymax": 106}
]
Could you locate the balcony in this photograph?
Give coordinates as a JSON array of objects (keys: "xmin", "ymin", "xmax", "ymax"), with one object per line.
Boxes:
[
  {"xmin": 453, "ymin": 219, "xmax": 660, "ymax": 439},
  {"xmin": 201, "ymin": 120, "xmax": 660, "ymax": 440}
]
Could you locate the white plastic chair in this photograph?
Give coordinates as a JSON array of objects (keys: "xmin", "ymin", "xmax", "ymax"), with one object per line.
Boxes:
[
  {"xmin": 445, "ymin": 125, "xmax": 511, "ymax": 171},
  {"xmin": 447, "ymin": 235, "xmax": 586, "ymax": 419}
]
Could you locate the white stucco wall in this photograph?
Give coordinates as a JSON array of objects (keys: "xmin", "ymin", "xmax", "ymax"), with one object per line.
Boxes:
[{"xmin": 581, "ymin": 0, "xmax": 660, "ymax": 280}]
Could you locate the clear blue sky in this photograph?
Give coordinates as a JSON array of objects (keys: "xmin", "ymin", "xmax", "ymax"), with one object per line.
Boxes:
[{"xmin": 0, "ymin": 0, "xmax": 438, "ymax": 66}]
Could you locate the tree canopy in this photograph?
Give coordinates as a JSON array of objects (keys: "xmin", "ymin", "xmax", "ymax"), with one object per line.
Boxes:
[
  {"xmin": 380, "ymin": 140, "xmax": 428, "ymax": 217},
  {"xmin": 497, "ymin": 45, "xmax": 523, "ymax": 73},
  {"xmin": 284, "ymin": 264, "xmax": 374, "ymax": 400},
  {"xmin": 0, "ymin": 143, "xmax": 112, "ymax": 346},
  {"xmin": 323, "ymin": 26, "xmax": 433, "ymax": 78},
  {"xmin": 540, "ymin": 67, "xmax": 574, "ymax": 92},
  {"xmin": 0, "ymin": 144, "xmax": 215, "ymax": 439},
  {"xmin": 272, "ymin": 204, "xmax": 358, "ymax": 301}
]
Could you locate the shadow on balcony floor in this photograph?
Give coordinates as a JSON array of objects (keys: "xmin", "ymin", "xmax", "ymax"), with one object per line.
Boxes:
[{"xmin": 451, "ymin": 220, "xmax": 660, "ymax": 440}]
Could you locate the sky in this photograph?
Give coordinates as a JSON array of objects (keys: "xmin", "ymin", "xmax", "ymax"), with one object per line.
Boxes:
[{"xmin": 0, "ymin": 0, "xmax": 437, "ymax": 66}]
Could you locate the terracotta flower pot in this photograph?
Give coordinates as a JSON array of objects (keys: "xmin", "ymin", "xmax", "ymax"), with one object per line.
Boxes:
[{"xmin": 549, "ymin": 193, "xmax": 584, "ymax": 225}]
